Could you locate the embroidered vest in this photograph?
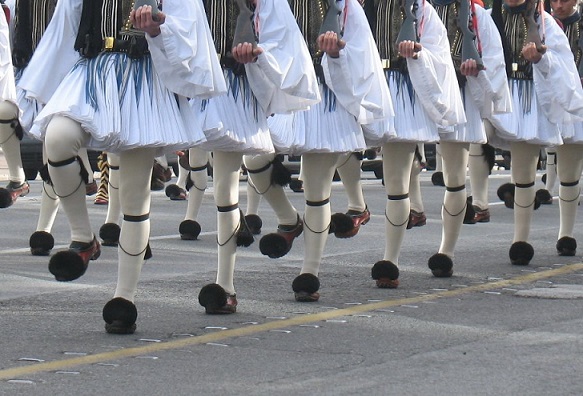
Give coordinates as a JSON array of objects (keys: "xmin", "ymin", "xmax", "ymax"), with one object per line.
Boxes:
[
  {"xmin": 502, "ymin": 4, "xmax": 533, "ymax": 80},
  {"xmin": 74, "ymin": 0, "xmax": 155, "ymax": 58},
  {"xmin": 432, "ymin": 1, "xmax": 466, "ymax": 85},
  {"xmin": 13, "ymin": 0, "xmax": 57, "ymax": 68},
  {"xmin": 560, "ymin": 12, "xmax": 582, "ymax": 72},
  {"xmin": 376, "ymin": 0, "xmax": 408, "ymax": 72}
]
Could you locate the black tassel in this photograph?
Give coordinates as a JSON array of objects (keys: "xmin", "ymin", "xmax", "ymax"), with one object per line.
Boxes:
[
  {"xmin": 482, "ymin": 144, "xmax": 496, "ymax": 174},
  {"xmin": 270, "ymin": 156, "xmax": 292, "ymax": 187}
]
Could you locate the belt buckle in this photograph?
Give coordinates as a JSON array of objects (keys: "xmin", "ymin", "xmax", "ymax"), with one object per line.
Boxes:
[
  {"xmin": 104, "ymin": 37, "xmax": 114, "ymax": 50},
  {"xmin": 381, "ymin": 59, "xmax": 390, "ymax": 69}
]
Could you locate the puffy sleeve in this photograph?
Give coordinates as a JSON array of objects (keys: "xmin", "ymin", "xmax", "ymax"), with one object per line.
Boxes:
[
  {"xmin": 244, "ymin": 0, "xmax": 321, "ymax": 115},
  {"xmin": 532, "ymin": 12, "xmax": 583, "ymax": 124},
  {"xmin": 405, "ymin": 2, "xmax": 466, "ymax": 127},
  {"xmin": 466, "ymin": 6, "xmax": 511, "ymax": 118},
  {"xmin": 17, "ymin": 0, "xmax": 82, "ymax": 105},
  {"xmin": 146, "ymin": 0, "xmax": 226, "ymax": 99},
  {"xmin": 322, "ymin": 0, "xmax": 394, "ymax": 124},
  {"xmin": 0, "ymin": 4, "xmax": 16, "ymax": 103}
]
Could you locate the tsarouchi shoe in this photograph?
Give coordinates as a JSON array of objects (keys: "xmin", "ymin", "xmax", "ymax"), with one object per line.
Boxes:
[
  {"xmin": 103, "ymin": 297, "xmax": 138, "ymax": 334},
  {"xmin": 259, "ymin": 216, "xmax": 303, "ymax": 258},
  {"xmin": 49, "ymin": 236, "xmax": 101, "ymax": 281},
  {"xmin": 0, "ymin": 181, "xmax": 30, "ymax": 208},
  {"xmin": 199, "ymin": 284, "xmax": 237, "ymax": 314},
  {"xmin": 292, "ymin": 273, "xmax": 320, "ymax": 302}
]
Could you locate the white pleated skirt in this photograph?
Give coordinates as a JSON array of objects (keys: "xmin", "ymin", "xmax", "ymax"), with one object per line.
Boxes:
[
  {"xmin": 190, "ymin": 69, "xmax": 274, "ymax": 154},
  {"xmin": 268, "ymin": 83, "xmax": 366, "ymax": 155},
  {"xmin": 438, "ymin": 85, "xmax": 486, "ymax": 144},
  {"xmin": 30, "ymin": 52, "xmax": 206, "ymax": 155},
  {"xmin": 560, "ymin": 121, "xmax": 583, "ymax": 145},
  {"xmin": 16, "ymin": 69, "xmax": 42, "ymax": 134},
  {"xmin": 367, "ymin": 70, "xmax": 439, "ymax": 145},
  {"xmin": 489, "ymin": 79, "xmax": 562, "ymax": 148}
]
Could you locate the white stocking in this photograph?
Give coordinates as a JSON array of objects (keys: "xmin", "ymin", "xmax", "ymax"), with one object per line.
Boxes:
[
  {"xmin": 176, "ymin": 152, "xmax": 189, "ymax": 189},
  {"xmin": 184, "ymin": 147, "xmax": 208, "ymax": 221},
  {"xmin": 0, "ymin": 101, "xmax": 24, "ymax": 183},
  {"xmin": 545, "ymin": 147, "xmax": 557, "ymax": 194},
  {"xmin": 556, "ymin": 144, "xmax": 583, "ymax": 239},
  {"xmin": 336, "ymin": 152, "xmax": 366, "ymax": 212},
  {"xmin": 246, "ymin": 180, "xmax": 262, "ymax": 216},
  {"xmin": 409, "ymin": 152, "xmax": 424, "ymax": 213},
  {"xmin": 439, "ymin": 141, "xmax": 469, "ymax": 258},
  {"xmin": 45, "ymin": 116, "xmax": 92, "ymax": 243},
  {"xmin": 381, "ymin": 142, "xmax": 416, "ymax": 265},
  {"xmin": 36, "ymin": 144, "xmax": 59, "ymax": 232},
  {"xmin": 79, "ymin": 148, "xmax": 94, "ymax": 183},
  {"xmin": 244, "ymin": 153, "xmax": 298, "ymax": 225},
  {"xmin": 468, "ymin": 143, "xmax": 490, "ymax": 210},
  {"xmin": 114, "ymin": 148, "xmax": 155, "ymax": 301},
  {"xmin": 214, "ymin": 151, "xmax": 244, "ymax": 295},
  {"xmin": 510, "ymin": 142, "xmax": 540, "ymax": 243},
  {"xmin": 435, "ymin": 143, "xmax": 443, "ymax": 172},
  {"xmin": 104, "ymin": 153, "xmax": 121, "ymax": 224},
  {"xmin": 300, "ymin": 153, "xmax": 339, "ymax": 276}
]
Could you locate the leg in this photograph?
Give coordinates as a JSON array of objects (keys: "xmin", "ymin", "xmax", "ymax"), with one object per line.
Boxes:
[
  {"xmin": 245, "ymin": 176, "xmax": 263, "ymax": 234},
  {"xmin": 103, "ymin": 147, "xmax": 155, "ymax": 334},
  {"xmin": 371, "ymin": 142, "xmax": 416, "ymax": 288},
  {"xmin": 332, "ymin": 152, "xmax": 371, "ymax": 238},
  {"xmin": 245, "ymin": 153, "xmax": 303, "ymax": 258},
  {"xmin": 407, "ymin": 145, "xmax": 427, "ymax": 229},
  {"xmin": 79, "ymin": 148, "xmax": 96, "ymax": 194},
  {"xmin": 427, "ymin": 141, "xmax": 469, "ymax": 277},
  {"xmin": 293, "ymin": 152, "xmax": 339, "ymax": 302},
  {"xmin": 468, "ymin": 143, "xmax": 492, "ymax": 222},
  {"xmin": 165, "ymin": 151, "xmax": 189, "ymax": 200},
  {"xmin": 431, "ymin": 142, "xmax": 445, "ymax": 186},
  {"xmin": 536, "ymin": 147, "xmax": 557, "ymax": 205},
  {"xmin": 179, "ymin": 147, "xmax": 209, "ymax": 240},
  {"xmin": 45, "ymin": 116, "xmax": 100, "ymax": 281},
  {"xmin": 508, "ymin": 142, "xmax": 540, "ymax": 265},
  {"xmin": 198, "ymin": 151, "xmax": 248, "ymax": 314},
  {"xmin": 99, "ymin": 153, "xmax": 121, "ymax": 246},
  {"xmin": 29, "ymin": 143, "xmax": 60, "ymax": 256},
  {"xmin": 0, "ymin": 100, "xmax": 28, "ymax": 208},
  {"xmin": 555, "ymin": 144, "xmax": 583, "ymax": 256}
]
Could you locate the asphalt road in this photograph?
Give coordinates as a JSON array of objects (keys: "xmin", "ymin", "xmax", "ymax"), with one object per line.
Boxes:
[{"xmin": 1, "ymin": 169, "xmax": 582, "ymax": 395}]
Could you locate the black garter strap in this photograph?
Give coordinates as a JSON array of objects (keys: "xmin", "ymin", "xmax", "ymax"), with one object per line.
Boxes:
[
  {"xmin": 515, "ymin": 182, "xmax": 535, "ymax": 188},
  {"xmin": 123, "ymin": 213, "xmax": 150, "ymax": 222},
  {"xmin": 190, "ymin": 164, "xmax": 208, "ymax": 172},
  {"xmin": 306, "ymin": 198, "xmax": 330, "ymax": 207},
  {"xmin": 446, "ymin": 185, "xmax": 465, "ymax": 192},
  {"xmin": 109, "ymin": 165, "xmax": 120, "ymax": 170},
  {"xmin": 48, "ymin": 156, "xmax": 89, "ymax": 184},
  {"xmin": 0, "ymin": 118, "xmax": 24, "ymax": 141},
  {"xmin": 388, "ymin": 194, "xmax": 409, "ymax": 200},
  {"xmin": 561, "ymin": 180, "xmax": 579, "ymax": 187},
  {"xmin": 40, "ymin": 163, "xmax": 51, "ymax": 184},
  {"xmin": 48, "ymin": 156, "xmax": 77, "ymax": 168},
  {"xmin": 246, "ymin": 162, "xmax": 271, "ymax": 174},
  {"xmin": 218, "ymin": 203, "xmax": 239, "ymax": 212}
]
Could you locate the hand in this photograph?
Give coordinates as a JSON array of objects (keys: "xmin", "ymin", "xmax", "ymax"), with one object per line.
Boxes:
[
  {"xmin": 317, "ymin": 31, "xmax": 347, "ymax": 58},
  {"xmin": 130, "ymin": 6, "xmax": 166, "ymax": 37},
  {"xmin": 232, "ymin": 42, "xmax": 264, "ymax": 64},
  {"xmin": 521, "ymin": 42, "xmax": 545, "ymax": 64},
  {"xmin": 460, "ymin": 59, "xmax": 482, "ymax": 77},
  {"xmin": 398, "ymin": 40, "xmax": 422, "ymax": 59}
]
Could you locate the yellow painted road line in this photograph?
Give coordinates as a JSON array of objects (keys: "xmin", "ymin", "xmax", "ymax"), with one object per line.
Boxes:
[{"xmin": 1, "ymin": 263, "xmax": 582, "ymax": 380}]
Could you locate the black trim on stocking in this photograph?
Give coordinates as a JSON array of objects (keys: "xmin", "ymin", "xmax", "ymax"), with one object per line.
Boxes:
[
  {"xmin": 514, "ymin": 181, "xmax": 537, "ymax": 208},
  {"xmin": 119, "ymin": 213, "xmax": 151, "ymax": 258},
  {"xmin": 0, "ymin": 117, "xmax": 23, "ymax": 141}
]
